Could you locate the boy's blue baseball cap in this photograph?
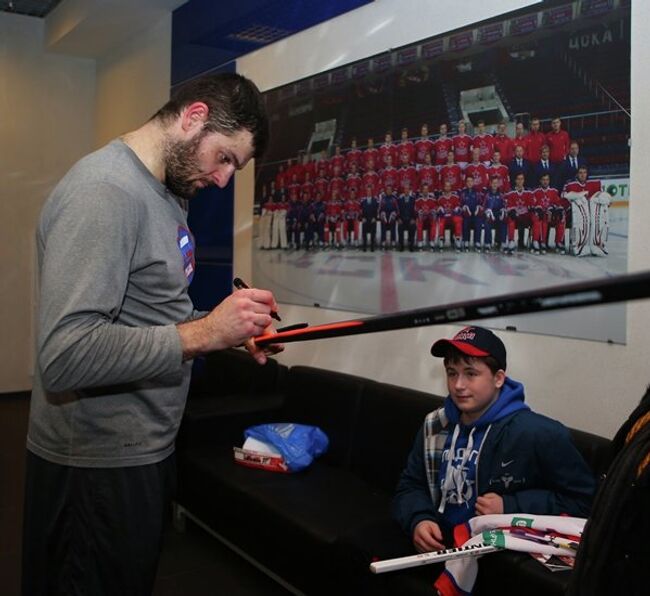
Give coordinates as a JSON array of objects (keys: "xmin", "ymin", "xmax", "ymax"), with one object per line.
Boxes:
[{"xmin": 431, "ymin": 326, "xmax": 507, "ymax": 371}]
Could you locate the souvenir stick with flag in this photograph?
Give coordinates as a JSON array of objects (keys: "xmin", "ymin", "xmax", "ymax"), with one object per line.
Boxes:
[
  {"xmin": 255, "ymin": 270, "xmax": 650, "ymax": 347},
  {"xmin": 370, "ymin": 543, "xmax": 498, "ymax": 574}
]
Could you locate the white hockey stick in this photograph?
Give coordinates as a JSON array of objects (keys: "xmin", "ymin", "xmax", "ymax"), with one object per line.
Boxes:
[{"xmin": 369, "ymin": 543, "xmax": 499, "ymax": 574}]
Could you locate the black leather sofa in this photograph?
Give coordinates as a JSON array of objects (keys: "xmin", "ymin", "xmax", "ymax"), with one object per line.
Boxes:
[{"xmin": 175, "ymin": 349, "xmax": 612, "ymax": 595}]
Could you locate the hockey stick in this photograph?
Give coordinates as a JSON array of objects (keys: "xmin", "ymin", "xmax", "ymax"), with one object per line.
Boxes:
[
  {"xmin": 255, "ymin": 269, "xmax": 650, "ymax": 347},
  {"xmin": 369, "ymin": 543, "xmax": 498, "ymax": 574}
]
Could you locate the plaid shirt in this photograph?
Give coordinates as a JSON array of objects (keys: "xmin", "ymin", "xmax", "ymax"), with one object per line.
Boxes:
[{"xmin": 423, "ymin": 407, "xmax": 450, "ymax": 508}]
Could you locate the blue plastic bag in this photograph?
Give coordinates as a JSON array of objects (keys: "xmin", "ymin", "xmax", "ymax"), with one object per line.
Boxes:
[{"xmin": 244, "ymin": 423, "xmax": 329, "ymax": 472}]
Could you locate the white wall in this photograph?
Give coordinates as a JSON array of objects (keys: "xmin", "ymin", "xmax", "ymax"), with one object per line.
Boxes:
[
  {"xmin": 0, "ymin": 13, "xmax": 96, "ymax": 392},
  {"xmin": 0, "ymin": 8, "xmax": 174, "ymax": 393},
  {"xmin": 236, "ymin": 0, "xmax": 647, "ymax": 438},
  {"xmin": 94, "ymin": 14, "xmax": 172, "ymax": 147}
]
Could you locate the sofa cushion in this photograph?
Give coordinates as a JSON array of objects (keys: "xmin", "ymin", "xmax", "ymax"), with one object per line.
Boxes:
[
  {"xmin": 177, "ymin": 445, "xmax": 392, "ymax": 594},
  {"xmin": 350, "ymin": 380, "xmax": 445, "ymax": 492}
]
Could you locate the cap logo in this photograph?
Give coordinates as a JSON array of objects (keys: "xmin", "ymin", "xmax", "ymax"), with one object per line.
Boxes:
[{"xmin": 454, "ymin": 329, "xmax": 476, "ymax": 341}]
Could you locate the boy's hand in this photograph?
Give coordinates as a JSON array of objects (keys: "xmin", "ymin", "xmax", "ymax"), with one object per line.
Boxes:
[
  {"xmin": 413, "ymin": 520, "xmax": 445, "ymax": 553},
  {"xmin": 475, "ymin": 493, "xmax": 504, "ymax": 516}
]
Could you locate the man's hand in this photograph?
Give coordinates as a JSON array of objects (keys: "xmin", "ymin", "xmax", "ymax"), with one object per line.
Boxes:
[
  {"xmin": 244, "ymin": 322, "xmax": 284, "ymax": 365},
  {"xmin": 475, "ymin": 493, "xmax": 504, "ymax": 516},
  {"xmin": 412, "ymin": 520, "xmax": 445, "ymax": 553},
  {"xmin": 177, "ymin": 289, "xmax": 279, "ymax": 360}
]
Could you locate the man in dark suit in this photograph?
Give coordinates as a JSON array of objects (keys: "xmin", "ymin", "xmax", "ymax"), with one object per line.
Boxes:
[
  {"xmin": 560, "ymin": 141, "xmax": 587, "ymax": 188},
  {"xmin": 531, "ymin": 144, "xmax": 559, "ymax": 190},
  {"xmin": 509, "ymin": 145, "xmax": 531, "ymax": 189}
]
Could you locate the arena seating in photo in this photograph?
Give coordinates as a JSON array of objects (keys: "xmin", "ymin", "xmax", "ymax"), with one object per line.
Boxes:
[
  {"xmin": 259, "ymin": 21, "xmax": 631, "ymax": 189},
  {"xmin": 175, "ymin": 349, "xmax": 612, "ymax": 596}
]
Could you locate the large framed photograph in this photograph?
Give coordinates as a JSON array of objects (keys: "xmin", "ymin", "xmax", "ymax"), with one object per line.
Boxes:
[{"xmin": 253, "ymin": 0, "xmax": 630, "ymax": 343}]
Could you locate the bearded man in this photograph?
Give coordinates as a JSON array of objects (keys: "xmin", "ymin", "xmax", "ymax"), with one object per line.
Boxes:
[{"xmin": 22, "ymin": 73, "xmax": 281, "ymax": 595}]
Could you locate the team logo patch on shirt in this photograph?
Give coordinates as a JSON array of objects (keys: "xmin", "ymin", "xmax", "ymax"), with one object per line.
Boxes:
[{"xmin": 177, "ymin": 226, "xmax": 195, "ymax": 283}]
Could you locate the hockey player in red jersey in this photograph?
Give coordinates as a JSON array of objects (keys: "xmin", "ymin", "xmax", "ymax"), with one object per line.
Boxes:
[
  {"xmin": 300, "ymin": 171, "xmax": 314, "ymax": 202},
  {"xmin": 436, "ymin": 181, "xmax": 463, "ymax": 252},
  {"xmin": 493, "ymin": 121, "xmax": 515, "ymax": 164},
  {"xmin": 433, "ymin": 123, "xmax": 454, "ymax": 168},
  {"xmin": 315, "ymin": 151, "xmax": 329, "ymax": 180},
  {"xmin": 328, "ymin": 165, "xmax": 346, "ymax": 201},
  {"xmin": 286, "ymin": 172, "xmax": 301, "ymax": 202},
  {"xmin": 415, "ymin": 123, "xmax": 434, "ymax": 166},
  {"xmin": 504, "ymin": 173, "xmax": 534, "ymax": 254},
  {"xmin": 452, "ymin": 119, "xmax": 473, "ymax": 168},
  {"xmin": 415, "ymin": 182, "xmax": 437, "ymax": 250},
  {"xmin": 533, "ymin": 173, "xmax": 566, "ymax": 254},
  {"xmin": 398, "ymin": 127, "xmax": 415, "ymax": 165},
  {"xmin": 345, "ymin": 161, "xmax": 363, "ymax": 199},
  {"xmin": 380, "ymin": 154, "xmax": 400, "ymax": 193},
  {"xmin": 362, "ymin": 158, "xmax": 381, "ymax": 197},
  {"xmin": 290, "ymin": 155, "xmax": 305, "ymax": 185},
  {"xmin": 417, "ymin": 151, "xmax": 439, "ymax": 192},
  {"xmin": 546, "ymin": 117, "xmax": 571, "ymax": 165},
  {"xmin": 562, "ymin": 166, "xmax": 609, "ymax": 257},
  {"xmin": 487, "ymin": 150, "xmax": 511, "ymax": 193},
  {"xmin": 465, "ymin": 147, "xmax": 490, "ymax": 191},
  {"xmin": 275, "ymin": 163, "xmax": 287, "ymax": 191},
  {"xmin": 526, "ymin": 117, "xmax": 546, "ymax": 162},
  {"xmin": 301, "ymin": 152, "xmax": 316, "ymax": 182},
  {"xmin": 363, "ymin": 137, "xmax": 379, "ymax": 172},
  {"xmin": 473, "ymin": 120, "xmax": 495, "ymax": 165},
  {"xmin": 439, "ymin": 150, "xmax": 463, "ymax": 192},
  {"xmin": 314, "ymin": 167, "xmax": 329, "ymax": 201},
  {"xmin": 325, "ymin": 189, "xmax": 344, "ymax": 249},
  {"xmin": 329, "ymin": 145, "xmax": 346, "ymax": 176},
  {"xmin": 379, "ymin": 131, "xmax": 398, "ymax": 170},
  {"xmin": 512, "ymin": 121, "xmax": 529, "ymax": 158},
  {"xmin": 343, "ymin": 188, "xmax": 361, "ymax": 248},
  {"xmin": 398, "ymin": 152, "xmax": 418, "ymax": 195},
  {"xmin": 345, "ymin": 137, "xmax": 363, "ymax": 173}
]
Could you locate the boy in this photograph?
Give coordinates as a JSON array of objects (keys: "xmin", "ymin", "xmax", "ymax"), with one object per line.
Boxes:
[{"xmin": 393, "ymin": 326, "xmax": 595, "ymax": 552}]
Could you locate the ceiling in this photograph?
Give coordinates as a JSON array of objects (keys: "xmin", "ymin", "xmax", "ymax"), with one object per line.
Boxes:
[
  {"xmin": 2, "ymin": 0, "xmax": 374, "ymax": 85},
  {"xmin": 0, "ymin": 0, "xmax": 61, "ymax": 17},
  {"xmin": 171, "ymin": 0, "xmax": 374, "ymax": 84}
]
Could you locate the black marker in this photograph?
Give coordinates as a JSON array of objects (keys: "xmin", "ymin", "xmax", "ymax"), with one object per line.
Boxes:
[{"xmin": 233, "ymin": 277, "xmax": 282, "ymax": 322}]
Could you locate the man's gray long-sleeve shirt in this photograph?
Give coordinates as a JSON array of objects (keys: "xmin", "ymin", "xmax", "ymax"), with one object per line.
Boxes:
[{"xmin": 27, "ymin": 140, "xmax": 196, "ymax": 467}]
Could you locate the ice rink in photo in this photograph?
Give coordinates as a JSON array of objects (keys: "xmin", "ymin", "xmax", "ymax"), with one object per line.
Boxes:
[{"xmin": 253, "ymin": 206, "xmax": 628, "ymax": 343}]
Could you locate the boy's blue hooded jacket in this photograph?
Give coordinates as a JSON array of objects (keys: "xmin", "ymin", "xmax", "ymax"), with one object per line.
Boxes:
[{"xmin": 393, "ymin": 378, "xmax": 596, "ymax": 537}]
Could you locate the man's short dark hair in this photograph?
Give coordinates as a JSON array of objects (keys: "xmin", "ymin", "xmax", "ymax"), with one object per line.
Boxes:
[
  {"xmin": 154, "ymin": 73, "xmax": 269, "ymax": 158},
  {"xmin": 443, "ymin": 345, "xmax": 502, "ymax": 375}
]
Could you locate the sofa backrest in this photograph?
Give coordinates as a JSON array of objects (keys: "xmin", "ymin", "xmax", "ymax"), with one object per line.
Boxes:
[
  {"xmin": 190, "ymin": 349, "xmax": 288, "ymax": 400},
  {"xmin": 569, "ymin": 427, "xmax": 612, "ymax": 479},
  {"xmin": 282, "ymin": 366, "xmax": 366, "ymax": 468},
  {"xmin": 350, "ymin": 380, "xmax": 445, "ymax": 492}
]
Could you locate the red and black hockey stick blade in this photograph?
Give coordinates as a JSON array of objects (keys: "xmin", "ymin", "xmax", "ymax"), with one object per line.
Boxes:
[{"xmin": 255, "ymin": 269, "xmax": 650, "ymax": 347}]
